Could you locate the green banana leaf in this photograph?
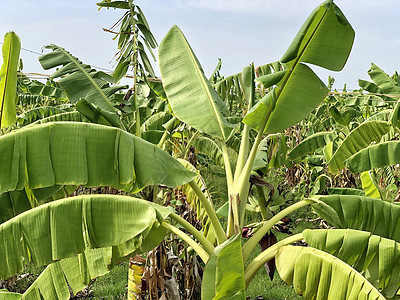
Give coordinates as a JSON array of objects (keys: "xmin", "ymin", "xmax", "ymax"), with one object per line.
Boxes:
[
  {"xmin": 38, "ymin": 45, "xmax": 126, "ymax": 127},
  {"xmin": 0, "ymin": 290, "xmax": 21, "ymax": 299},
  {"xmin": 359, "ymin": 79, "xmax": 383, "ymax": 94},
  {"xmin": 202, "ymin": 235, "xmax": 245, "ymax": 300},
  {"xmin": 0, "ymin": 195, "xmax": 172, "ymax": 279},
  {"xmin": 345, "ymin": 141, "xmax": 400, "ymax": 173},
  {"xmin": 367, "ymin": 63, "xmax": 400, "ymax": 95},
  {"xmin": 191, "ymin": 136, "xmax": 225, "ymax": 168},
  {"xmin": 0, "ymin": 31, "xmax": 21, "ymax": 128},
  {"xmin": 0, "ymin": 190, "xmax": 31, "ymax": 223},
  {"xmin": 243, "ymin": 1, "xmax": 354, "ymax": 134},
  {"xmin": 312, "ymin": 195, "xmax": 400, "ymax": 243},
  {"xmin": 14, "ymin": 213, "xmax": 168, "ymax": 300},
  {"xmin": 26, "ymin": 79, "xmax": 67, "ymax": 101},
  {"xmin": 360, "ymin": 171, "xmax": 381, "ymax": 199},
  {"xmin": 159, "ymin": 25, "xmax": 234, "ymax": 140},
  {"xmin": 276, "ymin": 245, "xmax": 385, "ymax": 299},
  {"xmin": 0, "ymin": 122, "xmax": 196, "ymax": 195},
  {"xmin": 304, "ymin": 228, "xmax": 400, "ymax": 298},
  {"xmin": 328, "ymin": 121, "xmax": 391, "ymax": 174},
  {"xmin": 288, "ymin": 131, "xmax": 336, "ymax": 161},
  {"xmin": 329, "ymin": 105, "xmax": 349, "ymax": 126},
  {"xmin": 140, "ymin": 112, "xmax": 171, "ymax": 132},
  {"xmin": 75, "ymin": 99, "xmax": 121, "ymax": 127},
  {"xmin": 17, "ymin": 106, "xmax": 67, "ymax": 126}
]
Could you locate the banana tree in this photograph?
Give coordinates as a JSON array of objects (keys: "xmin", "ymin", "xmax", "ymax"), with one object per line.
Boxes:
[{"xmin": 98, "ymin": 0, "xmax": 158, "ymax": 137}]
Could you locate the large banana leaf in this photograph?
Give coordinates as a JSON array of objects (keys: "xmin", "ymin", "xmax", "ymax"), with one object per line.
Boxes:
[
  {"xmin": 38, "ymin": 45, "xmax": 126, "ymax": 127},
  {"xmin": 0, "ymin": 32, "xmax": 21, "ymax": 128},
  {"xmin": 328, "ymin": 121, "xmax": 391, "ymax": 174},
  {"xmin": 7, "ymin": 214, "xmax": 169, "ymax": 300},
  {"xmin": 159, "ymin": 25, "xmax": 233, "ymax": 140},
  {"xmin": 0, "ymin": 194, "xmax": 172, "ymax": 279},
  {"xmin": 304, "ymin": 229, "xmax": 400, "ymax": 298},
  {"xmin": 202, "ymin": 235, "xmax": 245, "ymax": 300},
  {"xmin": 243, "ymin": 1, "xmax": 354, "ymax": 134},
  {"xmin": 276, "ymin": 245, "xmax": 385, "ymax": 299},
  {"xmin": 312, "ymin": 195, "xmax": 400, "ymax": 243},
  {"xmin": 288, "ymin": 131, "xmax": 336, "ymax": 161},
  {"xmin": 0, "ymin": 122, "xmax": 196, "ymax": 195},
  {"xmin": 345, "ymin": 141, "xmax": 400, "ymax": 173}
]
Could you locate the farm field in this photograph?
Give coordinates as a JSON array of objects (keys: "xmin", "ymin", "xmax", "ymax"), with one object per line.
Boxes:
[{"xmin": 1, "ymin": 1, "xmax": 400, "ymax": 299}]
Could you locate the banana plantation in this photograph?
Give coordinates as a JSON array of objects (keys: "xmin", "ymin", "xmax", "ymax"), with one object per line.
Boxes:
[{"xmin": 2, "ymin": 0, "xmax": 400, "ymax": 299}]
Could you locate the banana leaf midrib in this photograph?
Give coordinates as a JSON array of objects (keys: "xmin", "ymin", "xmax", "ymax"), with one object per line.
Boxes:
[
  {"xmin": 181, "ymin": 34, "xmax": 228, "ymax": 140},
  {"xmin": 53, "ymin": 46, "xmax": 115, "ymax": 111}
]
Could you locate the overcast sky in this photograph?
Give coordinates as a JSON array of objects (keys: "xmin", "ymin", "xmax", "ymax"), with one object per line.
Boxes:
[{"xmin": 1, "ymin": 0, "xmax": 399, "ymax": 89}]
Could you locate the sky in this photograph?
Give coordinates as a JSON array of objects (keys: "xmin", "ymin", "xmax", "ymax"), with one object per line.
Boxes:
[{"xmin": 1, "ymin": 0, "xmax": 399, "ymax": 90}]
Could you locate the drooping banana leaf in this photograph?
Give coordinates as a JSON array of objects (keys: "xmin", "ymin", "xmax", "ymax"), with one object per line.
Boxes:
[
  {"xmin": 303, "ymin": 228, "xmax": 400, "ymax": 298},
  {"xmin": 276, "ymin": 245, "xmax": 385, "ymax": 299},
  {"xmin": 367, "ymin": 63, "xmax": 400, "ymax": 95},
  {"xmin": 288, "ymin": 131, "xmax": 336, "ymax": 161},
  {"xmin": 0, "ymin": 122, "xmax": 196, "ymax": 195},
  {"xmin": 328, "ymin": 121, "xmax": 391, "ymax": 173},
  {"xmin": 0, "ymin": 31, "xmax": 21, "ymax": 128},
  {"xmin": 243, "ymin": 1, "xmax": 354, "ymax": 134},
  {"xmin": 360, "ymin": 171, "xmax": 382, "ymax": 199},
  {"xmin": 159, "ymin": 25, "xmax": 234, "ymax": 140},
  {"xmin": 17, "ymin": 211, "xmax": 168, "ymax": 300},
  {"xmin": 312, "ymin": 195, "xmax": 400, "ymax": 243},
  {"xmin": 202, "ymin": 235, "xmax": 245, "ymax": 300},
  {"xmin": 75, "ymin": 99, "xmax": 121, "ymax": 127},
  {"xmin": 359, "ymin": 79, "xmax": 383, "ymax": 94},
  {"xmin": 345, "ymin": 141, "xmax": 400, "ymax": 173},
  {"xmin": 38, "ymin": 45, "xmax": 126, "ymax": 128},
  {"xmin": 0, "ymin": 190, "xmax": 31, "ymax": 223},
  {"xmin": 0, "ymin": 194, "xmax": 173, "ymax": 279}
]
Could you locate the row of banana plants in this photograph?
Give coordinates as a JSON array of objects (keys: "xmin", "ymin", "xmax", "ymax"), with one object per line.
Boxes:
[{"xmin": 2, "ymin": 0, "xmax": 400, "ymax": 299}]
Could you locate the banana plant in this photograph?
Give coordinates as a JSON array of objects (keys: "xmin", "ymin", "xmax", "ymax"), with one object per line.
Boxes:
[
  {"xmin": 4, "ymin": 1, "xmax": 398, "ymax": 299},
  {"xmin": 98, "ymin": 0, "xmax": 158, "ymax": 137}
]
